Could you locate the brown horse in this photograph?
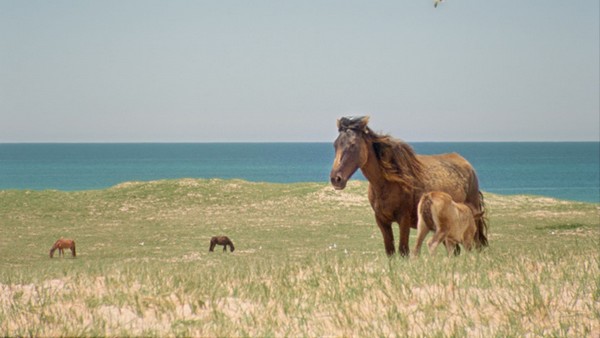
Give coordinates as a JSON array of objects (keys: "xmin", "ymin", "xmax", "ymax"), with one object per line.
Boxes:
[
  {"xmin": 330, "ymin": 116, "xmax": 488, "ymax": 256},
  {"xmin": 49, "ymin": 238, "xmax": 76, "ymax": 258},
  {"xmin": 412, "ymin": 191, "xmax": 479, "ymax": 257},
  {"xmin": 209, "ymin": 236, "xmax": 235, "ymax": 252}
]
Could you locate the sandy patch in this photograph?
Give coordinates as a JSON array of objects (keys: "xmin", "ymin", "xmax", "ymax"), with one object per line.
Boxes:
[
  {"xmin": 524, "ymin": 210, "xmax": 588, "ymax": 218},
  {"xmin": 310, "ymin": 184, "xmax": 368, "ymax": 207}
]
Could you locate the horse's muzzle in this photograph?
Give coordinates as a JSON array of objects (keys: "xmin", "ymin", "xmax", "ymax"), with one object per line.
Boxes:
[{"xmin": 330, "ymin": 173, "xmax": 347, "ymax": 190}]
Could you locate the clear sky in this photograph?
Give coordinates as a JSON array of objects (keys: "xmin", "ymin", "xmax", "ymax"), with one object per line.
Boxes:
[{"xmin": 1, "ymin": 1, "xmax": 598, "ymax": 142}]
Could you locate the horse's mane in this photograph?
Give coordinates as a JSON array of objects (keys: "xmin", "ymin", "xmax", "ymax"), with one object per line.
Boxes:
[
  {"xmin": 364, "ymin": 127, "xmax": 424, "ymax": 189},
  {"xmin": 337, "ymin": 116, "xmax": 424, "ymax": 189}
]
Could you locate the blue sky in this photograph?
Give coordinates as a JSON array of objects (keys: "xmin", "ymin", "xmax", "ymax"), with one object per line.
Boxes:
[{"xmin": 1, "ymin": 1, "xmax": 598, "ymax": 142}]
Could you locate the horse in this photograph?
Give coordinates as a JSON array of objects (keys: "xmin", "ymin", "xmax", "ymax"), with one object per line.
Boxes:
[
  {"xmin": 209, "ymin": 236, "xmax": 235, "ymax": 252},
  {"xmin": 330, "ymin": 116, "xmax": 488, "ymax": 256},
  {"xmin": 49, "ymin": 238, "xmax": 76, "ymax": 258},
  {"xmin": 412, "ymin": 191, "xmax": 480, "ymax": 257}
]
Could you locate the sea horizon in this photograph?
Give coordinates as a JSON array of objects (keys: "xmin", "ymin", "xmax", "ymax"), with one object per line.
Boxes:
[
  {"xmin": 1, "ymin": 140, "xmax": 598, "ymax": 144},
  {"xmin": 1, "ymin": 142, "xmax": 598, "ymax": 203}
]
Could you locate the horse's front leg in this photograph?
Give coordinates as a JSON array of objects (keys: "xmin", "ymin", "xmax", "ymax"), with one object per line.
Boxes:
[
  {"xmin": 398, "ymin": 217, "xmax": 412, "ymax": 257},
  {"xmin": 376, "ymin": 216, "xmax": 395, "ymax": 256}
]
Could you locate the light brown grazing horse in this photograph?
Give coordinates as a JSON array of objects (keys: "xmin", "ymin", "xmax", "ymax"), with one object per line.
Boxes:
[
  {"xmin": 412, "ymin": 191, "xmax": 480, "ymax": 257},
  {"xmin": 209, "ymin": 236, "xmax": 235, "ymax": 252},
  {"xmin": 330, "ymin": 116, "xmax": 488, "ymax": 256},
  {"xmin": 49, "ymin": 238, "xmax": 76, "ymax": 258}
]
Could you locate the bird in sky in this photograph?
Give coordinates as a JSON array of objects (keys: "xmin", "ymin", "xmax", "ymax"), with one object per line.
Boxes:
[{"xmin": 434, "ymin": 0, "xmax": 445, "ymax": 8}]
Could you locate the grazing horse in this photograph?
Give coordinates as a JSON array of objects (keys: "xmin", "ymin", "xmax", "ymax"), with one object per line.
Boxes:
[
  {"xmin": 413, "ymin": 191, "xmax": 479, "ymax": 256},
  {"xmin": 330, "ymin": 116, "xmax": 488, "ymax": 256},
  {"xmin": 209, "ymin": 236, "xmax": 235, "ymax": 252},
  {"xmin": 49, "ymin": 238, "xmax": 76, "ymax": 258}
]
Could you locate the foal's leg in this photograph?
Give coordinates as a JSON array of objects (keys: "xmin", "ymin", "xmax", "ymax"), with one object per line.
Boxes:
[
  {"xmin": 427, "ymin": 231, "xmax": 446, "ymax": 256},
  {"xmin": 222, "ymin": 245, "xmax": 227, "ymax": 252},
  {"xmin": 444, "ymin": 241, "xmax": 461, "ymax": 256},
  {"xmin": 453, "ymin": 245, "xmax": 461, "ymax": 256},
  {"xmin": 412, "ymin": 219, "xmax": 430, "ymax": 257},
  {"xmin": 463, "ymin": 227, "xmax": 476, "ymax": 252},
  {"xmin": 444, "ymin": 239, "xmax": 458, "ymax": 257}
]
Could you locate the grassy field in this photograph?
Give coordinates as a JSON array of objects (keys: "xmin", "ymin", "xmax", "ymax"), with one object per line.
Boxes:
[{"xmin": 0, "ymin": 178, "xmax": 598, "ymax": 336}]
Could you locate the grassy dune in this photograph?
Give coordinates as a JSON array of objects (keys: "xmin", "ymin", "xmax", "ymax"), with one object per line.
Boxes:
[{"xmin": 0, "ymin": 179, "xmax": 598, "ymax": 336}]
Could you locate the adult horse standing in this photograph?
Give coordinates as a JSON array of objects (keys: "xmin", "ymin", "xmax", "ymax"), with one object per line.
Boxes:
[{"xmin": 330, "ymin": 116, "xmax": 488, "ymax": 256}]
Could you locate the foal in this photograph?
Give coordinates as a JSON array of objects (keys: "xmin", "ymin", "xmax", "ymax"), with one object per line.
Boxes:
[
  {"xmin": 209, "ymin": 236, "xmax": 235, "ymax": 252},
  {"xmin": 412, "ymin": 192, "xmax": 478, "ymax": 257},
  {"xmin": 49, "ymin": 238, "xmax": 76, "ymax": 258}
]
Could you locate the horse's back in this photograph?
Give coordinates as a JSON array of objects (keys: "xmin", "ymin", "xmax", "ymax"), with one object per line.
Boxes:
[
  {"xmin": 417, "ymin": 153, "xmax": 478, "ymax": 203},
  {"xmin": 53, "ymin": 238, "xmax": 74, "ymax": 248},
  {"xmin": 212, "ymin": 236, "xmax": 232, "ymax": 245},
  {"xmin": 60, "ymin": 239, "xmax": 74, "ymax": 248}
]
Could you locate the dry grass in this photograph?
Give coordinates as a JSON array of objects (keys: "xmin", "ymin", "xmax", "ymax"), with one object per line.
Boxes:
[{"xmin": 0, "ymin": 179, "xmax": 598, "ymax": 336}]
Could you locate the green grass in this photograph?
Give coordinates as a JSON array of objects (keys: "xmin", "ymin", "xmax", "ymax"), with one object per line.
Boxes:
[{"xmin": 0, "ymin": 179, "xmax": 598, "ymax": 336}]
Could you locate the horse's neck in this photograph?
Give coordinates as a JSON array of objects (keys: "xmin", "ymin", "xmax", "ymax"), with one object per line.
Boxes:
[
  {"xmin": 359, "ymin": 143, "xmax": 387, "ymax": 190},
  {"xmin": 360, "ymin": 141, "xmax": 423, "ymax": 199}
]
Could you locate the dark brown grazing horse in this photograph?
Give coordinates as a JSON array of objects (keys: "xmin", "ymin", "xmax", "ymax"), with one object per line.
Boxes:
[
  {"xmin": 330, "ymin": 116, "xmax": 488, "ymax": 256},
  {"xmin": 49, "ymin": 238, "xmax": 76, "ymax": 258},
  {"xmin": 209, "ymin": 236, "xmax": 235, "ymax": 252}
]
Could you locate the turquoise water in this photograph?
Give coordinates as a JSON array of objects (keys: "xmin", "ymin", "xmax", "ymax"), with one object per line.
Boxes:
[{"xmin": 0, "ymin": 142, "xmax": 598, "ymax": 203}]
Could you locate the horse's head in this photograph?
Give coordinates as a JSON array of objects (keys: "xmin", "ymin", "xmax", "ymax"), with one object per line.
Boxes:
[{"xmin": 330, "ymin": 116, "xmax": 371, "ymax": 190}]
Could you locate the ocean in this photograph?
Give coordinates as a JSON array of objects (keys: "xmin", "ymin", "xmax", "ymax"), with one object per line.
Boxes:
[{"xmin": 0, "ymin": 143, "xmax": 598, "ymax": 203}]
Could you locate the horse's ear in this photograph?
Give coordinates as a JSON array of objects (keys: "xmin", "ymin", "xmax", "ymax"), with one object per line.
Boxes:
[
  {"xmin": 336, "ymin": 118, "xmax": 341, "ymax": 131},
  {"xmin": 359, "ymin": 116, "xmax": 370, "ymax": 133}
]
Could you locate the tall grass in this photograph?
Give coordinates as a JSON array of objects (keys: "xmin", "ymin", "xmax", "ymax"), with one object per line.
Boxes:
[{"xmin": 0, "ymin": 179, "xmax": 598, "ymax": 336}]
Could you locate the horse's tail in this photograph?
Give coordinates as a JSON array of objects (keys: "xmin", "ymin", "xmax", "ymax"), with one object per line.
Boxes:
[
  {"xmin": 72, "ymin": 241, "xmax": 76, "ymax": 257},
  {"xmin": 418, "ymin": 193, "xmax": 436, "ymax": 231},
  {"xmin": 475, "ymin": 191, "xmax": 489, "ymax": 248}
]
